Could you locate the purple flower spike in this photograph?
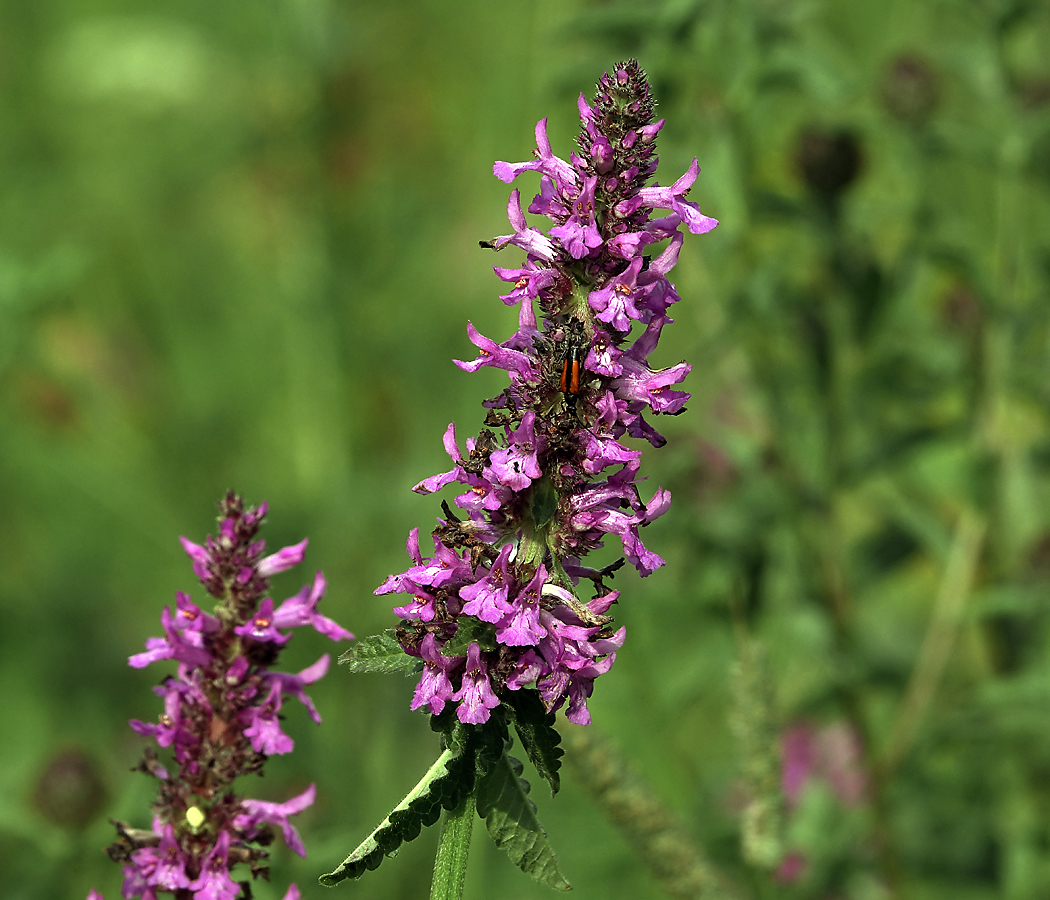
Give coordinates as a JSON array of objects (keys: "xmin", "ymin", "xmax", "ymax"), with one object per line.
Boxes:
[
  {"xmin": 387, "ymin": 60, "xmax": 715, "ymax": 730},
  {"xmin": 104, "ymin": 494, "xmax": 350, "ymax": 899}
]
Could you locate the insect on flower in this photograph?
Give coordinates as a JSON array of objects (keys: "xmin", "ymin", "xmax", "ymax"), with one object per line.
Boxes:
[{"xmin": 559, "ymin": 344, "xmax": 583, "ymax": 396}]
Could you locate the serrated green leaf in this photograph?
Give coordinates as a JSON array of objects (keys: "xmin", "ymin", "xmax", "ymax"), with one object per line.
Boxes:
[
  {"xmin": 338, "ymin": 630, "xmax": 420, "ymax": 675},
  {"xmin": 477, "ymin": 751, "xmax": 571, "ymax": 891},
  {"xmin": 441, "ymin": 617, "xmax": 498, "ymax": 657},
  {"xmin": 318, "ymin": 740, "xmax": 475, "ymax": 885},
  {"xmin": 473, "ymin": 712, "xmax": 511, "ymax": 782},
  {"xmin": 507, "ymin": 690, "xmax": 563, "ymax": 795}
]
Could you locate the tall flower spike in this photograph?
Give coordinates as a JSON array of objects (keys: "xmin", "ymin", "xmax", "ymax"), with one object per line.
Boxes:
[
  {"xmin": 378, "ymin": 59, "xmax": 717, "ymax": 728},
  {"xmin": 89, "ymin": 493, "xmax": 353, "ymax": 900}
]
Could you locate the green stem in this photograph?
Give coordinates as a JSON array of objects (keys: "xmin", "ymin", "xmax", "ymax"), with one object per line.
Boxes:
[{"xmin": 430, "ymin": 788, "xmax": 477, "ymax": 900}]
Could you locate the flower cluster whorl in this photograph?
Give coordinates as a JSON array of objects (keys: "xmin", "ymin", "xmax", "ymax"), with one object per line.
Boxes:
[{"xmin": 379, "ymin": 60, "xmax": 717, "ymax": 727}]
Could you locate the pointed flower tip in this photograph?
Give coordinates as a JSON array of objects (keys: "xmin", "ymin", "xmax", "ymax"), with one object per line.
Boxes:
[
  {"xmin": 258, "ymin": 538, "xmax": 309, "ymax": 578},
  {"xmin": 179, "ymin": 536, "xmax": 208, "ymax": 564},
  {"xmin": 492, "ymin": 161, "xmax": 516, "ymax": 183}
]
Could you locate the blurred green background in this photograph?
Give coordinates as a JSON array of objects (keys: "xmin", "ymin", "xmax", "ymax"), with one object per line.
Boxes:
[{"xmin": 4, "ymin": 0, "xmax": 1050, "ymax": 898}]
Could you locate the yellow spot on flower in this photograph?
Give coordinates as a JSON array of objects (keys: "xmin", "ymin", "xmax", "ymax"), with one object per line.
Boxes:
[{"xmin": 186, "ymin": 806, "xmax": 205, "ymax": 829}]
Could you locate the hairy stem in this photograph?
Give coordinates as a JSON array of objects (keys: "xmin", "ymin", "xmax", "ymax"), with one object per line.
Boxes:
[{"xmin": 430, "ymin": 789, "xmax": 477, "ymax": 900}]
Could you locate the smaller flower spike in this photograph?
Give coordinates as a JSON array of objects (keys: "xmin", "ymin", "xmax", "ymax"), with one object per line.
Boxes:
[
  {"xmin": 381, "ymin": 60, "xmax": 717, "ymax": 729},
  {"xmin": 100, "ymin": 493, "xmax": 353, "ymax": 900}
]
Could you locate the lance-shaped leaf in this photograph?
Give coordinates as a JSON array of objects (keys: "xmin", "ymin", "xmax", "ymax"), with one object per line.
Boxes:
[
  {"xmin": 319, "ymin": 735, "xmax": 474, "ymax": 885},
  {"xmin": 477, "ymin": 751, "xmax": 571, "ymax": 891},
  {"xmin": 507, "ymin": 689, "xmax": 564, "ymax": 795},
  {"xmin": 338, "ymin": 630, "xmax": 420, "ymax": 675}
]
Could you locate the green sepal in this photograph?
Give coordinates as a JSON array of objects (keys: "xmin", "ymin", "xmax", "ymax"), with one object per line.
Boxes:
[
  {"xmin": 338, "ymin": 630, "xmax": 420, "ymax": 675},
  {"xmin": 506, "ymin": 690, "xmax": 563, "ymax": 795},
  {"xmin": 477, "ymin": 750, "xmax": 572, "ymax": 891},
  {"xmin": 441, "ymin": 617, "xmax": 498, "ymax": 658},
  {"xmin": 530, "ymin": 474, "xmax": 558, "ymax": 530}
]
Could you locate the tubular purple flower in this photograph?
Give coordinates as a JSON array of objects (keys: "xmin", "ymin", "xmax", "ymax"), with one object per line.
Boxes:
[
  {"xmin": 257, "ymin": 538, "xmax": 309, "ymax": 577},
  {"xmin": 129, "ymin": 823, "xmax": 190, "ymax": 892},
  {"xmin": 243, "ymin": 681, "xmax": 295, "ymax": 755},
  {"xmin": 393, "ymin": 581, "xmax": 440, "ymax": 622},
  {"xmin": 267, "ymin": 655, "xmax": 330, "ymax": 723},
  {"xmin": 454, "ymin": 320, "xmax": 540, "ymax": 379},
  {"xmin": 174, "ymin": 591, "xmax": 220, "ymax": 635},
  {"xmin": 625, "ymin": 158, "xmax": 719, "ymax": 235},
  {"xmin": 273, "ymin": 572, "xmax": 355, "ymax": 641},
  {"xmin": 188, "ymin": 831, "xmax": 239, "ymax": 900},
  {"xmin": 129, "ymin": 606, "xmax": 213, "ymax": 670},
  {"xmin": 235, "ymin": 596, "xmax": 292, "ymax": 646},
  {"xmin": 490, "ymin": 190, "xmax": 557, "ymax": 261},
  {"xmin": 496, "ymin": 565, "xmax": 549, "ymax": 647},
  {"xmin": 451, "ymin": 643, "xmax": 501, "ymax": 724},
  {"xmin": 460, "ymin": 544, "xmax": 515, "ymax": 623},
  {"xmin": 411, "ymin": 632, "xmax": 461, "ymax": 715},
  {"xmin": 493, "ymin": 262, "xmax": 558, "ymax": 306},
  {"xmin": 485, "ymin": 411, "xmax": 543, "ymax": 491},
  {"xmin": 235, "ymin": 784, "xmax": 317, "ymax": 857},
  {"xmin": 129, "ymin": 681, "xmax": 200, "ymax": 748},
  {"xmin": 413, "ymin": 423, "xmax": 465, "ymax": 493},
  {"xmin": 612, "ymin": 357, "xmax": 692, "ymax": 414},
  {"xmin": 493, "ymin": 117, "xmax": 578, "ymax": 194},
  {"xmin": 588, "ymin": 256, "xmax": 646, "ymax": 332},
  {"xmin": 549, "ymin": 175, "xmax": 603, "ymax": 258}
]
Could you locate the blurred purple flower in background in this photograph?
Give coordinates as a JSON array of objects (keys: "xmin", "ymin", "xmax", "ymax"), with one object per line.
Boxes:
[
  {"xmin": 89, "ymin": 493, "xmax": 352, "ymax": 900},
  {"xmin": 777, "ymin": 720, "xmax": 869, "ymax": 885}
]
